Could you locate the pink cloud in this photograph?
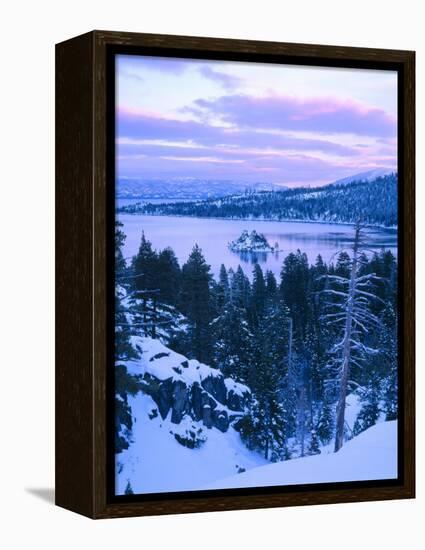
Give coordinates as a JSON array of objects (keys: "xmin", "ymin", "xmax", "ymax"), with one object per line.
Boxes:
[{"xmin": 191, "ymin": 94, "xmax": 396, "ymax": 138}]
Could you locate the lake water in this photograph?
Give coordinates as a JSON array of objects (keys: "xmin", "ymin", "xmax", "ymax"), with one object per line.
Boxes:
[{"xmin": 117, "ymin": 211, "xmax": 397, "ymax": 280}]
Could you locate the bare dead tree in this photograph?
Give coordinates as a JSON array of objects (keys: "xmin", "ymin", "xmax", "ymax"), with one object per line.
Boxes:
[{"xmin": 321, "ymin": 221, "xmax": 383, "ymax": 452}]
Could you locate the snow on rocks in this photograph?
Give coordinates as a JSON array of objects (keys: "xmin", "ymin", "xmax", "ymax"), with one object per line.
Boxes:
[
  {"xmin": 168, "ymin": 415, "xmax": 208, "ymax": 449},
  {"xmin": 125, "ymin": 336, "xmax": 251, "ymax": 433}
]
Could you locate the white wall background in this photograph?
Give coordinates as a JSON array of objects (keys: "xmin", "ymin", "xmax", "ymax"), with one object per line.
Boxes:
[{"xmin": 0, "ymin": 0, "xmax": 422, "ymax": 547}]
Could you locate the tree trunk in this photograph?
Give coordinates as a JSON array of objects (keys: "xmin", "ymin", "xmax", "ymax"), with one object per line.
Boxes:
[
  {"xmin": 287, "ymin": 317, "xmax": 293, "ymax": 378},
  {"xmin": 299, "ymin": 385, "xmax": 306, "ymax": 457},
  {"xmin": 334, "ymin": 223, "xmax": 361, "ymax": 452},
  {"xmin": 152, "ymin": 296, "xmax": 157, "ymax": 339},
  {"xmin": 143, "ymin": 296, "xmax": 148, "ymax": 337}
]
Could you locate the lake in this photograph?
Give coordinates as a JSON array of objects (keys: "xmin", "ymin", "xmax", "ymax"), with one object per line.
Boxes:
[{"xmin": 117, "ymin": 212, "xmax": 397, "ymax": 280}]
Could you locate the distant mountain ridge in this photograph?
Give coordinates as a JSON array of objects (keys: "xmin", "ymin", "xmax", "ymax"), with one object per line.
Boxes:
[
  {"xmin": 117, "ymin": 178, "xmax": 284, "ymax": 200},
  {"xmin": 118, "ymin": 173, "xmax": 398, "ymax": 227}
]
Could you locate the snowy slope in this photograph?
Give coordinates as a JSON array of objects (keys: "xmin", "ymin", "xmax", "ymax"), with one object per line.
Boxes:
[
  {"xmin": 332, "ymin": 168, "xmax": 395, "ymax": 186},
  {"xmin": 116, "ymin": 392, "xmax": 267, "ymax": 494},
  {"xmin": 116, "ymin": 335, "xmax": 392, "ymax": 495},
  {"xmin": 204, "ymin": 421, "xmax": 397, "ymax": 490}
]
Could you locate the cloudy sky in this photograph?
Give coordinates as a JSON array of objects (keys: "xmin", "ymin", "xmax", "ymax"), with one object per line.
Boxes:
[{"xmin": 116, "ymin": 54, "xmax": 397, "ymax": 187}]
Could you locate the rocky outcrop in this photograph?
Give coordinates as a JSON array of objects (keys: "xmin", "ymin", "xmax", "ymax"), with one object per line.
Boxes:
[
  {"xmin": 143, "ymin": 370, "xmax": 248, "ymax": 432},
  {"xmin": 134, "ymin": 337, "xmax": 251, "ymax": 433},
  {"xmin": 201, "ymin": 374, "xmax": 227, "ymax": 404},
  {"xmin": 212, "ymin": 409, "xmax": 229, "ymax": 432}
]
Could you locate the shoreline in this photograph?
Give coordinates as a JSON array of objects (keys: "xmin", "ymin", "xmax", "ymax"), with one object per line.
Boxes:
[{"xmin": 116, "ymin": 210, "xmax": 398, "ymax": 232}]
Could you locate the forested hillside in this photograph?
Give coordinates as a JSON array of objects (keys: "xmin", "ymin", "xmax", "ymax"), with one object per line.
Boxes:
[{"xmin": 118, "ymin": 174, "xmax": 397, "ymax": 227}]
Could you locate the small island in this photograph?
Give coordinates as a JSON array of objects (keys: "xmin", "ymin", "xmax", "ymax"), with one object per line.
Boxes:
[{"xmin": 228, "ymin": 230, "xmax": 276, "ymax": 252}]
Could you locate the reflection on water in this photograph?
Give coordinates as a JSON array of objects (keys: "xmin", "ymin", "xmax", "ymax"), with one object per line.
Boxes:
[
  {"xmin": 237, "ymin": 250, "xmax": 270, "ymax": 265},
  {"xmin": 233, "ymin": 227, "xmax": 397, "ymax": 271},
  {"xmin": 118, "ymin": 214, "xmax": 397, "ymax": 279}
]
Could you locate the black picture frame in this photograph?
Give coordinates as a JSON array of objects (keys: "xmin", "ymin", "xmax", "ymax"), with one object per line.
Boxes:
[{"xmin": 56, "ymin": 30, "xmax": 415, "ymax": 519}]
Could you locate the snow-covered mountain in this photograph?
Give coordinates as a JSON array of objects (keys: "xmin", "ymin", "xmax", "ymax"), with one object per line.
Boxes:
[
  {"xmin": 331, "ymin": 168, "xmax": 396, "ymax": 186},
  {"xmin": 117, "ymin": 178, "xmax": 283, "ymax": 200}
]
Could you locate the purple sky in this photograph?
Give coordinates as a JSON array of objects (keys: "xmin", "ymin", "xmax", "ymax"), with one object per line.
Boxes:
[{"xmin": 116, "ymin": 55, "xmax": 397, "ymax": 187}]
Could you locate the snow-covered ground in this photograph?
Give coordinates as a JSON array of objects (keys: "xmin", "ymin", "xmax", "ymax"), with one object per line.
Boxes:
[
  {"xmin": 116, "ymin": 392, "xmax": 267, "ymax": 494},
  {"xmin": 204, "ymin": 421, "xmax": 397, "ymax": 490},
  {"xmin": 116, "ymin": 336, "xmax": 263, "ymax": 495},
  {"xmin": 117, "ymin": 385, "xmax": 396, "ymax": 495},
  {"xmin": 116, "ymin": 336, "xmax": 396, "ymax": 495}
]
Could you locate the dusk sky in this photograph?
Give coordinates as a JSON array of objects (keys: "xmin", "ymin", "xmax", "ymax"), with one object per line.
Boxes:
[{"xmin": 116, "ymin": 54, "xmax": 397, "ymax": 187}]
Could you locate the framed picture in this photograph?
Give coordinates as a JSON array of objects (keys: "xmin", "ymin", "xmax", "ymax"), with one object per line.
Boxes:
[{"xmin": 56, "ymin": 30, "xmax": 415, "ymax": 519}]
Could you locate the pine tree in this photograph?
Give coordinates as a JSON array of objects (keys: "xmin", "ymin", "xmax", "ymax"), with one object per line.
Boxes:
[
  {"xmin": 238, "ymin": 392, "xmax": 287, "ymax": 461},
  {"xmin": 280, "ymin": 314, "xmax": 298, "ymax": 439},
  {"xmin": 316, "ymin": 402, "xmax": 334, "ymax": 445},
  {"xmin": 314, "ymin": 254, "xmax": 326, "ymax": 277},
  {"xmin": 265, "ymin": 270, "xmax": 278, "ymax": 296},
  {"xmin": 231, "ymin": 265, "xmax": 251, "ymax": 311},
  {"xmin": 377, "ymin": 305, "xmax": 398, "ymax": 421},
  {"xmin": 156, "ymin": 247, "xmax": 181, "ymax": 305},
  {"xmin": 353, "ymin": 379, "xmax": 381, "ymax": 435},
  {"xmin": 180, "ymin": 244, "xmax": 213, "ymax": 363},
  {"xmin": 115, "ymin": 220, "xmax": 128, "ymax": 276},
  {"xmin": 115, "ymin": 221, "xmax": 137, "ymax": 361},
  {"xmin": 238, "ymin": 299, "xmax": 290, "ymax": 460},
  {"xmin": 131, "ymin": 231, "xmax": 158, "ymax": 291},
  {"xmin": 282, "ymin": 445, "xmax": 292, "ymax": 461},
  {"xmin": 115, "ymin": 289, "xmax": 137, "ymax": 360},
  {"xmin": 251, "ymin": 263, "xmax": 266, "ymax": 325},
  {"xmin": 361, "ymin": 250, "xmax": 397, "ymax": 314},
  {"xmin": 304, "ymin": 326, "xmax": 323, "ymax": 403},
  {"xmin": 114, "ymin": 223, "xmax": 138, "ymax": 454},
  {"xmin": 308, "ymin": 429, "xmax": 321, "ymax": 455},
  {"xmin": 280, "ymin": 250, "xmax": 310, "ymax": 341},
  {"xmin": 124, "ymin": 480, "xmax": 134, "ymax": 495},
  {"xmin": 383, "ymin": 373, "xmax": 398, "ymax": 421},
  {"xmin": 289, "ymin": 351, "xmax": 314, "ymax": 458},
  {"xmin": 335, "ymin": 251, "xmax": 352, "ymax": 278},
  {"xmin": 310, "ymin": 254, "xmax": 328, "ymax": 302},
  {"xmin": 216, "ymin": 264, "xmax": 230, "ymax": 310},
  {"xmin": 212, "ymin": 295, "xmax": 252, "ymax": 382}
]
